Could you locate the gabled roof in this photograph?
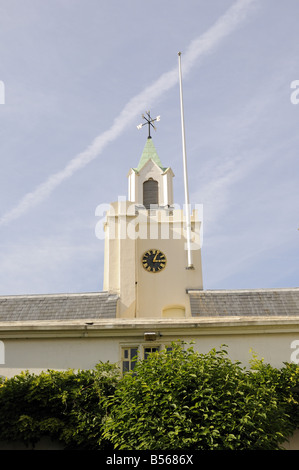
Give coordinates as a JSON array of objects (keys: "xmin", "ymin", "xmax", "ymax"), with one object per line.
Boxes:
[
  {"xmin": 188, "ymin": 288, "xmax": 299, "ymax": 317},
  {"xmin": 134, "ymin": 137, "xmax": 167, "ymax": 173},
  {"xmin": 0, "ymin": 292, "xmax": 118, "ymax": 321}
]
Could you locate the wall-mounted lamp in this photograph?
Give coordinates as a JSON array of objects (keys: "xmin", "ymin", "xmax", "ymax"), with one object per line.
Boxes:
[{"xmin": 144, "ymin": 332, "xmax": 159, "ymax": 341}]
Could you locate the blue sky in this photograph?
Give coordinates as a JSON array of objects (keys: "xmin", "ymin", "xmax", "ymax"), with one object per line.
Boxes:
[{"xmin": 0, "ymin": 0, "xmax": 298, "ymax": 295}]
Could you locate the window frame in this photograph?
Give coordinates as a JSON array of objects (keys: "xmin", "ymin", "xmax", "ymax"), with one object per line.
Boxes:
[
  {"xmin": 120, "ymin": 343, "xmax": 174, "ymax": 375},
  {"xmin": 121, "ymin": 345, "xmax": 139, "ymax": 374}
]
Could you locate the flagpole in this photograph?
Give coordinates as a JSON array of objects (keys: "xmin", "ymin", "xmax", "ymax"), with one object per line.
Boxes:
[{"xmin": 178, "ymin": 52, "xmax": 193, "ymax": 269}]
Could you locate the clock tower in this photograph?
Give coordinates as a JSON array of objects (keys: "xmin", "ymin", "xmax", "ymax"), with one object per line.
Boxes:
[{"xmin": 103, "ymin": 121, "xmax": 203, "ymax": 319}]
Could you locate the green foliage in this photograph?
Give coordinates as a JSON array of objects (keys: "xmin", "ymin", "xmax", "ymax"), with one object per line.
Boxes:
[
  {"xmin": 0, "ymin": 362, "xmax": 120, "ymax": 449},
  {"xmin": 103, "ymin": 343, "xmax": 299, "ymax": 450},
  {"xmin": 249, "ymin": 353, "xmax": 299, "ymax": 432},
  {"xmin": 0, "ymin": 343, "xmax": 298, "ymax": 450}
]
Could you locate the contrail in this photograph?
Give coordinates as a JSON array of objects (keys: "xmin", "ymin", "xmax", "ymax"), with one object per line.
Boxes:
[{"xmin": 0, "ymin": 0, "xmax": 257, "ymax": 227}]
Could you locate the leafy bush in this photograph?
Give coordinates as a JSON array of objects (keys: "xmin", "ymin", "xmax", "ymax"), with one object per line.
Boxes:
[
  {"xmin": 0, "ymin": 362, "xmax": 120, "ymax": 449},
  {"xmin": 103, "ymin": 343, "xmax": 298, "ymax": 450},
  {"xmin": 0, "ymin": 343, "xmax": 298, "ymax": 450},
  {"xmin": 249, "ymin": 354, "xmax": 299, "ymax": 434}
]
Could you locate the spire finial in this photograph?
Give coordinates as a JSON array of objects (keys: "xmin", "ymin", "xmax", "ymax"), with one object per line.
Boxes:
[{"xmin": 137, "ymin": 111, "xmax": 160, "ymax": 139}]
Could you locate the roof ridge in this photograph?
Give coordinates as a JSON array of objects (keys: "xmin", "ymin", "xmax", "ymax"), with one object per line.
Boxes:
[
  {"xmin": 188, "ymin": 287, "xmax": 299, "ymax": 293},
  {"xmin": 0, "ymin": 291, "xmax": 111, "ymax": 300}
]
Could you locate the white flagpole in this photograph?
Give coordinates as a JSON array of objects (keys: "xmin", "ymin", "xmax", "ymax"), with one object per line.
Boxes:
[{"xmin": 178, "ymin": 51, "xmax": 193, "ymax": 269}]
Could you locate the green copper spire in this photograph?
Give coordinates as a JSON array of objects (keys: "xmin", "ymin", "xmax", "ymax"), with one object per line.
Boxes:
[{"xmin": 135, "ymin": 138, "xmax": 166, "ymax": 172}]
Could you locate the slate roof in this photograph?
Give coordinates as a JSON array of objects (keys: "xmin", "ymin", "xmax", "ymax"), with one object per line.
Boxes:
[
  {"xmin": 1, "ymin": 288, "xmax": 298, "ymax": 323},
  {"xmin": 188, "ymin": 288, "xmax": 299, "ymax": 317},
  {"xmin": 0, "ymin": 292, "xmax": 118, "ymax": 321}
]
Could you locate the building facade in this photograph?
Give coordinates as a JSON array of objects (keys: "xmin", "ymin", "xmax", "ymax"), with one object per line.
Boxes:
[{"xmin": 0, "ymin": 134, "xmax": 298, "ymax": 381}]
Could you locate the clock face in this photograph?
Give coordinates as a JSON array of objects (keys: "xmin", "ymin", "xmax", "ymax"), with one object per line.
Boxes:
[{"xmin": 142, "ymin": 249, "xmax": 167, "ymax": 273}]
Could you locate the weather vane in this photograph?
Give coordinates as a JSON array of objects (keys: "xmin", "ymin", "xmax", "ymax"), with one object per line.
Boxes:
[{"xmin": 137, "ymin": 111, "xmax": 160, "ymax": 139}]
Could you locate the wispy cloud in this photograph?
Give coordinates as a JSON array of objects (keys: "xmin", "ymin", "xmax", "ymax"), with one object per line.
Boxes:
[
  {"xmin": 190, "ymin": 51, "xmax": 296, "ymax": 231},
  {"xmin": 0, "ymin": 0, "xmax": 258, "ymax": 227}
]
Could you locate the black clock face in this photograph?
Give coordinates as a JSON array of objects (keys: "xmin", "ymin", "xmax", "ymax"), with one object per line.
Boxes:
[{"xmin": 142, "ymin": 249, "xmax": 167, "ymax": 273}]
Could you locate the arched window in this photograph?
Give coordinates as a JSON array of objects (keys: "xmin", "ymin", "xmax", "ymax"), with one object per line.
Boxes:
[{"xmin": 143, "ymin": 178, "xmax": 158, "ymax": 209}]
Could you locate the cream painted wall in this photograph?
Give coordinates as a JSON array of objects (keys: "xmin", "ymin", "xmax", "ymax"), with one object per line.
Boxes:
[
  {"xmin": 1, "ymin": 325, "xmax": 298, "ymax": 379},
  {"xmin": 0, "ymin": 337, "xmax": 121, "ymax": 378},
  {"xmin": 103, "ymin": 200, "xmax": 137, "ymax": 317}
]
